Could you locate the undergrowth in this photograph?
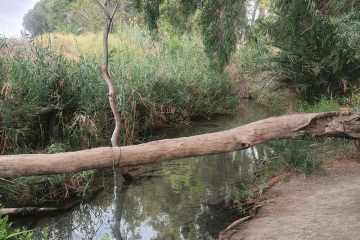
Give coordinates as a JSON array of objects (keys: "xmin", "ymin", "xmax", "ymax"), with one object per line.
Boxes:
[
  {"xmin": 295, "ymin": 95, "xmax": 342, "ymax": 113},
  {"xmin": 1, "ymin": 25, "xmax": 236, "ymax": 154},
  {"xmin": 0, "ymin": 170, "xmax": 95, "ymax": 205},
  {"xmin": 230, "ymin": 92, "xmax": 356, "ymax": 202},
  {"xmin": 230, "ymin": 137, "xmax": 354, "ymax": 202}
]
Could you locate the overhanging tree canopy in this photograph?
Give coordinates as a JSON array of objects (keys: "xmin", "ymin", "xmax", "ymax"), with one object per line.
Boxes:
[{"xmin": 135, "ymin": 0, "xmax": 246, "ymax": 71}]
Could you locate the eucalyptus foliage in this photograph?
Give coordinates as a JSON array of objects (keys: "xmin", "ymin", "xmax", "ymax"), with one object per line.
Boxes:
[
  {"xmin": 135, "ymin": 0, "xmax": 246, "ymax": 71},
  {"xmin": 256, "ymin": 0, "xmax": 360, "ymax": 99}
]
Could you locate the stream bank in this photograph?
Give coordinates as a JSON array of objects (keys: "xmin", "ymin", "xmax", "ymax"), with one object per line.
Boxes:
[
  {"xmin": 220, "ymin": 153, "xmax": 360, "ymax": 240},
  {"xmin": 23, "ymin": 101, "xmax": 273, "ymax": 239}
]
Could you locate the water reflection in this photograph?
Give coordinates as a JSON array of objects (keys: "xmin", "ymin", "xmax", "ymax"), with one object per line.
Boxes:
[{"xmin": 33, "ymin": 102, "xmax": 274, "ymax": 239}]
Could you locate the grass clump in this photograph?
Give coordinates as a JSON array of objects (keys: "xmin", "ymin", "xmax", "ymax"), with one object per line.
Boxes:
[
  {"xmin": 295, "ymin": 95, "xmax": 342, "ymax": 113},
  {"xmin": 231, "ymin": 136, "xmax": 355, "ymax": 202},
  {"xmin": 230, "ymin": 139, "xmax": 322, "ymax": 201},
  {"xmin": 270, "ymin": 140, "xmax": 320, "ymax": 175}
]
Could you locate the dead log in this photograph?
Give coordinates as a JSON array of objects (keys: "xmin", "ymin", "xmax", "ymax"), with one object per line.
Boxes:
[
  {"xmin": 1, "ymin": 111, "xmax": 360, "ymax": 178},
  {"xmin": 1, "ymin": 199, "xmax": 82, "ymax": 215}
]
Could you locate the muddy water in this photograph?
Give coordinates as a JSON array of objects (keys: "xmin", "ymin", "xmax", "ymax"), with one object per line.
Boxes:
[{"xmin": 32, "ymin": 102, "xmax": 273, "ymax": 239}]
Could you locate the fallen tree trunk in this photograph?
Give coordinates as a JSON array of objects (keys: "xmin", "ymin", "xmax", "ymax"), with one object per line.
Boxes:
[{"xmin": 1, "ymin": 110, "xmax": 360, "ymax": 178}]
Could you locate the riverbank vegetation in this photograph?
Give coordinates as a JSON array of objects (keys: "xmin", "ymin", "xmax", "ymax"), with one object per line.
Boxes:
[
  {"xmin": 0, "ymin": 25, "xmax": 236, "ymax": 204},
  {"xmin": 1, "ymin": 1, "xmax": 360, "ymax": 237}
]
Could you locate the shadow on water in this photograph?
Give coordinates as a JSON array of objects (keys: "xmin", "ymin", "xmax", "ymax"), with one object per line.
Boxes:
[{"xmin": 32, "ymin": 101, "xmax": 274, "ymax": 239}]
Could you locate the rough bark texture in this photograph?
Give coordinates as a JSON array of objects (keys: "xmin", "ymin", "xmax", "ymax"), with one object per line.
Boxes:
[{"xmin": 1, "ymin": 111, "xmax": 360, "ymax": 178}]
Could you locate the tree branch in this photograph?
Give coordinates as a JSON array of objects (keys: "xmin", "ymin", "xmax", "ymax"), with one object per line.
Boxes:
[
  {"xmin": 293, "ymin": 21, "xmax": 319, "ymax": 43},
  {"xmin": 91, "ymin": 0, "xmax": 110, "ymax": 19},
  {"xmin": 111, "ymin": 0, "xmax": 120, "ymax": 19}
]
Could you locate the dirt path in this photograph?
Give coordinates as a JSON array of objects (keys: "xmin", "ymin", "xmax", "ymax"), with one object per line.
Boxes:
[{"xmin": 220, "ymin": 154, "xmax": 360, "ymax": 240}]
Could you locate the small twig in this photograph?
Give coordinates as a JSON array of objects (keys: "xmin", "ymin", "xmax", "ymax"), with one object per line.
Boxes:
[
  {"xmin": 250, "ymin": 203, "xmax": 264, "ymax": 214},
  {"xmin": 241, "ymin": 203, "xmax": 256, "ymax": 213}
]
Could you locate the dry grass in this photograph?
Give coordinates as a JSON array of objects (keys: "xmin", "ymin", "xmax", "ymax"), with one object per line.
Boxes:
[{"xmin": 34, "ymin": 26, "xmax": 156, "ymax": 60}]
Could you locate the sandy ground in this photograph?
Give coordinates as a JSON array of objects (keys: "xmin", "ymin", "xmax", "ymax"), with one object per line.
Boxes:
[{"xmin": 220, "ymin": 154, "xmax": 360, "ymax": 240}]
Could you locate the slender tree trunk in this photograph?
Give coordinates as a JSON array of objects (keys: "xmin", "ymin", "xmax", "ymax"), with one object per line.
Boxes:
[
  {"xmin": 92, "ymin": 0, "xmax": 121, "ymax": 147},
  {"xmin": 1, "ymin": 111, "xmax": 360, "ymax": 178}
]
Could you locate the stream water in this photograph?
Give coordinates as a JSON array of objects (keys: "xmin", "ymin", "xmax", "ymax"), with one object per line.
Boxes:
[{"xmin": 32, "ymin": 101, "xmax": 273, "ymax": 239}]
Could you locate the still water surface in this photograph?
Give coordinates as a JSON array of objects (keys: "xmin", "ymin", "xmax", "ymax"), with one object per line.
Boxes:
[{"xmin": 33, "ymin": 102, "xmax": 273, "ymax": 239}]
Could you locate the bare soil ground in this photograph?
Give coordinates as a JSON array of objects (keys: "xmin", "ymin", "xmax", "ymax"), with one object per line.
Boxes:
[{"xmin": 220, "ymin": 153, "xmax": 360, "ymax": 240}]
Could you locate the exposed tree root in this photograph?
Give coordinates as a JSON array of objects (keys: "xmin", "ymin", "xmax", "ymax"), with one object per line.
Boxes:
[
  {"xmin": 218, "ymin": 202, "xmax": 264, "ymax": 239},
  {"xmin": 218, "ymin": 215, "xmax": 254, "ymax": 239}
]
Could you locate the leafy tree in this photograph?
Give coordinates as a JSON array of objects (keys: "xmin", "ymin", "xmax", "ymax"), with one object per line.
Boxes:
[
  {"xmin": 22, "ymin": 0, "xmax": 248, "ymax": 71},
  {"xmin": 157, "ymin": 0, "xmax": 200, "ymax": 37},
  {"xmin": 135, "ymin": 0, "xmax": 246, "ymax": 71},
  {"xmin": 255, "ymin": 0, "xmax": 360, "ymax": 100},
  {"xmin": 48, "ymin": 0, "xmax": 76, "ymax": 30},
  {"xmin": 22, "ymin": 0, "xmax": 139, "ymax": 36},
  {"xmin": 22, "ymin": 0, "xmax": 51, "ymax": 37}
]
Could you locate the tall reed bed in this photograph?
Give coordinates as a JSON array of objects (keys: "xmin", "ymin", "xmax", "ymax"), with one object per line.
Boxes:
[{"xmin": 0, "ymin": 26, "xmax": 236, "ymax": 203}]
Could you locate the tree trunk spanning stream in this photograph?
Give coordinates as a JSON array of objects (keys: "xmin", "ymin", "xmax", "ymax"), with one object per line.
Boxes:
[{"xmin": 1, "ymin": 110, "xmax": 360, "ymax": 178}]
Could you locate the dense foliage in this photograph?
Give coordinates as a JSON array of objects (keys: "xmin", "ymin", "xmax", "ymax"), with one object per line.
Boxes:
[
  {"xmin": 254, "ymin": 0, "xmax": 360, "ymax": 100},
  {"xmin": 22, "ymin": 0, "xmax": 360, "ymax": 98},
  {"xmin": 135, "ymin": 0, "xmax": 246, "ymax": 71},
  {"xmin": 22, "ymin": 0, "xmax": 247, "ymax": 72},
  {"xmin": 0, "ymin": 26, "xmax": 236, "ymax": 155}
]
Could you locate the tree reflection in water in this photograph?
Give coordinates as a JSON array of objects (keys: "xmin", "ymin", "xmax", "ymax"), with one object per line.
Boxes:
[{"xmin": 32, "ymin": 102, "xmax": 274, "ymax": 239}]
